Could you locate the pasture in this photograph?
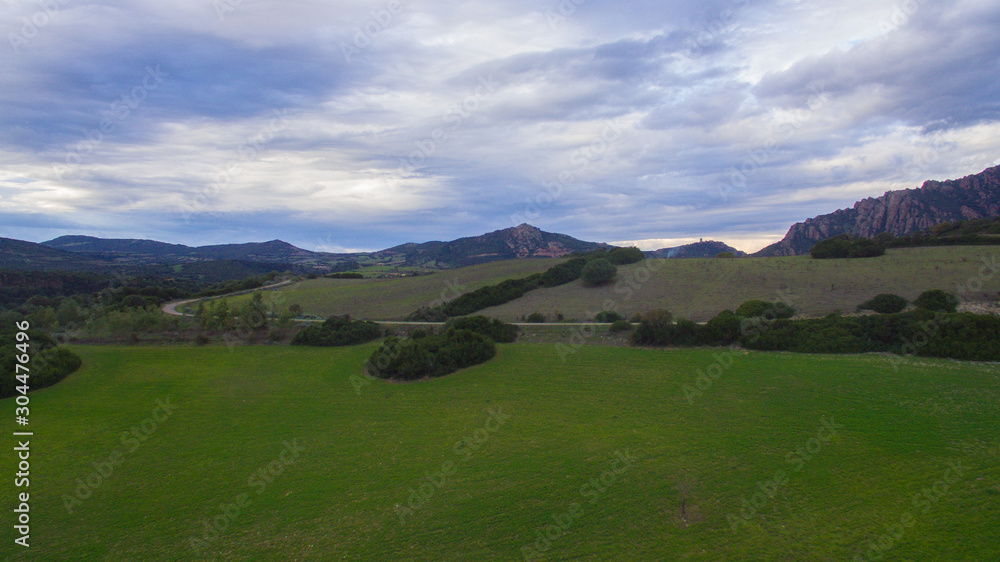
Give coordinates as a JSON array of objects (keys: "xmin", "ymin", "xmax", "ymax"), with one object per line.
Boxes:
[{"xmin": 2, "ymin": 343, "xmax": 998, "ymax": 560}]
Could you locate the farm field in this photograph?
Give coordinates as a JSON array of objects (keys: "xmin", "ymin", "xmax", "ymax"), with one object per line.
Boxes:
[
  {"xmin": 481, "ymin": 246, "xmax": 1000, "ymax": 322},
  {"xmin": 3, "ymin": 343, "xmax": 998, "ymax": 560}
]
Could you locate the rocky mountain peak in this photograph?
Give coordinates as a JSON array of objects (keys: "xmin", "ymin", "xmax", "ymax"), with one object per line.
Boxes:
[{"xmin": 755, "ymin": 164, "xmax": 1000, "ymax": 256}]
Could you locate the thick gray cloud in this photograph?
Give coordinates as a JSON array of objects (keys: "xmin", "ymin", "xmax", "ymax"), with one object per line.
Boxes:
[{"xmin": 1, "ymin": 0, "xmax": 999, "ymax": 252}]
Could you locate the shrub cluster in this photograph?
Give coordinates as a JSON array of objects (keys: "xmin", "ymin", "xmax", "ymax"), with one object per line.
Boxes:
[
  {"xmin": 608, "ymin": 320, "xmax": 633, "ymax": 333},
  {"xmin": 628, "ymin": 292, "xmax": 999, "ymax": 362},
  {"xmin": 444, "ymin": 315, "xmax": 518, "ymax": 343},
  {"xmin": 742, "ymin": 310, "xmax": 1000, "ymax": 361},
  {"xmin": 365, "ymin": 329, "xmax": 496, "ymax": 381},
  {"xmin": 0, "ymin": 329, "xmax": 82, "ymax": 399},
  {"xmin": 290, "ymin": 315, "xmax": 382, "ymax": 346},
  {"xmin": 810, "ymin": 235, "xmax": 885, "ymax": 259},
  {"xmin": 581, "ymin": 258, "xmax": 617, "ymax": 286},
  {"xmin": 734, "ymin": 300, "xmax": 795, "ymax": 319},
  {"xmin": 859, "ymin": 294, "xmax": 908, "ymax": 314},
  {"xmin": 631, "ymin": 301, "xmax": 796, "ymax": 347},
  {"xmin": 913, "ymin": 289, "xmax": 959, "ymax": 313},
  {"xmin": 594, "ymin": 311, "xmax": 624, "ymax": 322}
]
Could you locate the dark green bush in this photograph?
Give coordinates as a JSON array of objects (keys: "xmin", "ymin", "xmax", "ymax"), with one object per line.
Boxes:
[
  {"xmin": 539, "ymin": 258, "xmax": 587, "ymax": 287},
  {"xmin": 705, "ymin": 309, "xmax": 741, "ymax": 344},
  {"xmin": 594, "ymin": 311, "xmax": 623, "ymax": 323},
  {"xmin": 859, "ymin": 294, "xmax": 908, "ymax": 314},
  {"xmin": 525, "ymin": 312, "xmax": 546, "ymax": 323},
  {"xmin": 445, "ymin": 315, "xmax": 518, "ymax": 343},
  {"xmin": 810, "ymin": 235, "xmax": 885, "ymax": 259},
  {"xmin": 609, "ymin": 320, "xmax": 632, "ymax": 333},
  {"xmin": 604, "ymin": 247, "xmax": 645, "ymax": 265},
  {"xmin": 581, "ymin": 258, "xmax": 617, "ymax": 286},
  {"xmin": 0, "ymin": 329, "xmax": 82, "ymax": 399},
  {"xmin": 290, "ymin": 315, "xmax": 382, "ymax": 346},
  {"xmin": 365, "ymin": 328, "xmax": 496, "ymax": 381},
  {"xmin": 735, "ymin": 300, "xmax": 795, "ymax": 319},
  {"xmin": 913, "ymin": 290, "xmax": 959, "ymax": 313}
]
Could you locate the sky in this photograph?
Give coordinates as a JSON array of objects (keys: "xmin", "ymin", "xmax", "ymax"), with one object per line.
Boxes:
[{"xmin": 1, "ymin": 0, "xmax": 999, "ymax": 254}]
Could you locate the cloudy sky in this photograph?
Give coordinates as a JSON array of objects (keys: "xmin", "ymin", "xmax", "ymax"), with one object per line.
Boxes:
[{"xmin": 2, "ymin": 0, "xmax": 999, "ymax": 253}]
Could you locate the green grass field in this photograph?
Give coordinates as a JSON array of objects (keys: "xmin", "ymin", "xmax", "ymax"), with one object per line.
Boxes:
[
  {"xmin": 480, "ymin": 246, "xmax": 1000, "ymax": 322},
  {"xmin": 227, "ymin": 258, "xmax": 565, "ymax": 320},
  {"xmin": 3, "ymin": 343, "xmax": 998, "ymax": 560}
]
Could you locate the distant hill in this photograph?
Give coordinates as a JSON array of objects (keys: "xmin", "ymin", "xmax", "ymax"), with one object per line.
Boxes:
[
  {"xmin": 43, "ymin": 236, "xmax": 321, "ymax": 263},
  {"xmin": 33, "ymin": 224, "xmax": 610, "ymax": 273},
  {"xmin": 0, "ymin": 237, "xmax": 115, "ymax": 271},
  {"xmin": 379, "ymin": 224, "xmax": 611, "ymax": 267},
  {"xmin": 42, "ymin": 235, "xmax": 192, "ymax": 257},
  {"xmin": 755, "ymin": 164, "xmax": 1000, "ymax": 256},
  {"xmin": 645, "ymin": 240, "xmax": 744, "ymax": 259}
]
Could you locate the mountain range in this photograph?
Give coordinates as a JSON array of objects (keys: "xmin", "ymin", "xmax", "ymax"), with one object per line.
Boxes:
[
  {"xmin": 4, "ymin": 164, "xmax": 999, "ymax": 277},
  {"xmin": 755, "ymin": 164, "xmax": 1000, "ymax": 256}
]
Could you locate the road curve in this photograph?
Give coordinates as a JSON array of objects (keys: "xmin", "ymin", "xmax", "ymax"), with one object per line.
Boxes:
[{"xmin": 160, "ymin": 279, "xmax": 297, "ymax": 317}]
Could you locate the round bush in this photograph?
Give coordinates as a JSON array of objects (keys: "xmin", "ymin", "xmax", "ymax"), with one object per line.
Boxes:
[
  {"xmin": 581, "ymin": 258, "xmax": 617, "ymax": 286},
  {"xmin": 859, "ymin": 294, "xmax": 908, "ymax": 314},
  {"xmin": 594, "ymin": 310, "xmax": 623, "ymax": 323},
  {"xmin": 608, "ymin": 320, "xmax": 632, "ymax": 333},
  {"xmin": 913, "ymin": 289, "xmax": 959, "ymax": 313}
]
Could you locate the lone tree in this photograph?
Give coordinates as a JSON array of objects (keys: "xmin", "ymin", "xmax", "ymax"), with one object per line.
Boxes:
[{"xmin": 581, "ymin": 258, "xmax": 617, "ymax": 286}]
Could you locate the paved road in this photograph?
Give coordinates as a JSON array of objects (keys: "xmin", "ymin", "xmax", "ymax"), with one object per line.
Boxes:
[{"xmin": 160, "ymin": 279, "xmax": 297, "ymax": 317}]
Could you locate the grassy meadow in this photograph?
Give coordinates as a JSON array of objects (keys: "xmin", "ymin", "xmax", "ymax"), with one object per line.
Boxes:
[
  {"xmin": 225, "ymin": 247, "xmax": 1000, "ymax": 322},
  {"xmin": 3, "ymin": 343, "xmax": 998, "ymax": 560},
  {"xmin": 480, "ymin": 246, "xmax": 1000, "ymax": 322}
]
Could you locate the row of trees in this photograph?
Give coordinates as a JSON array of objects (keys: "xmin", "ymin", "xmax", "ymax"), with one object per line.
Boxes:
[
  {"xmin": 810, "ymin": 235, "xmax": 886, "ymax": 259},
  {"xmin": 630, "ymin": 290, "xmax": 998, "ymax": 361},
  {"xmin": 290, "ymin": 315, "xmax": 382, "ymax": 346},
  {"xmin": 407, "ymin": 248, "xmax": 644, "ymax": 321}
]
